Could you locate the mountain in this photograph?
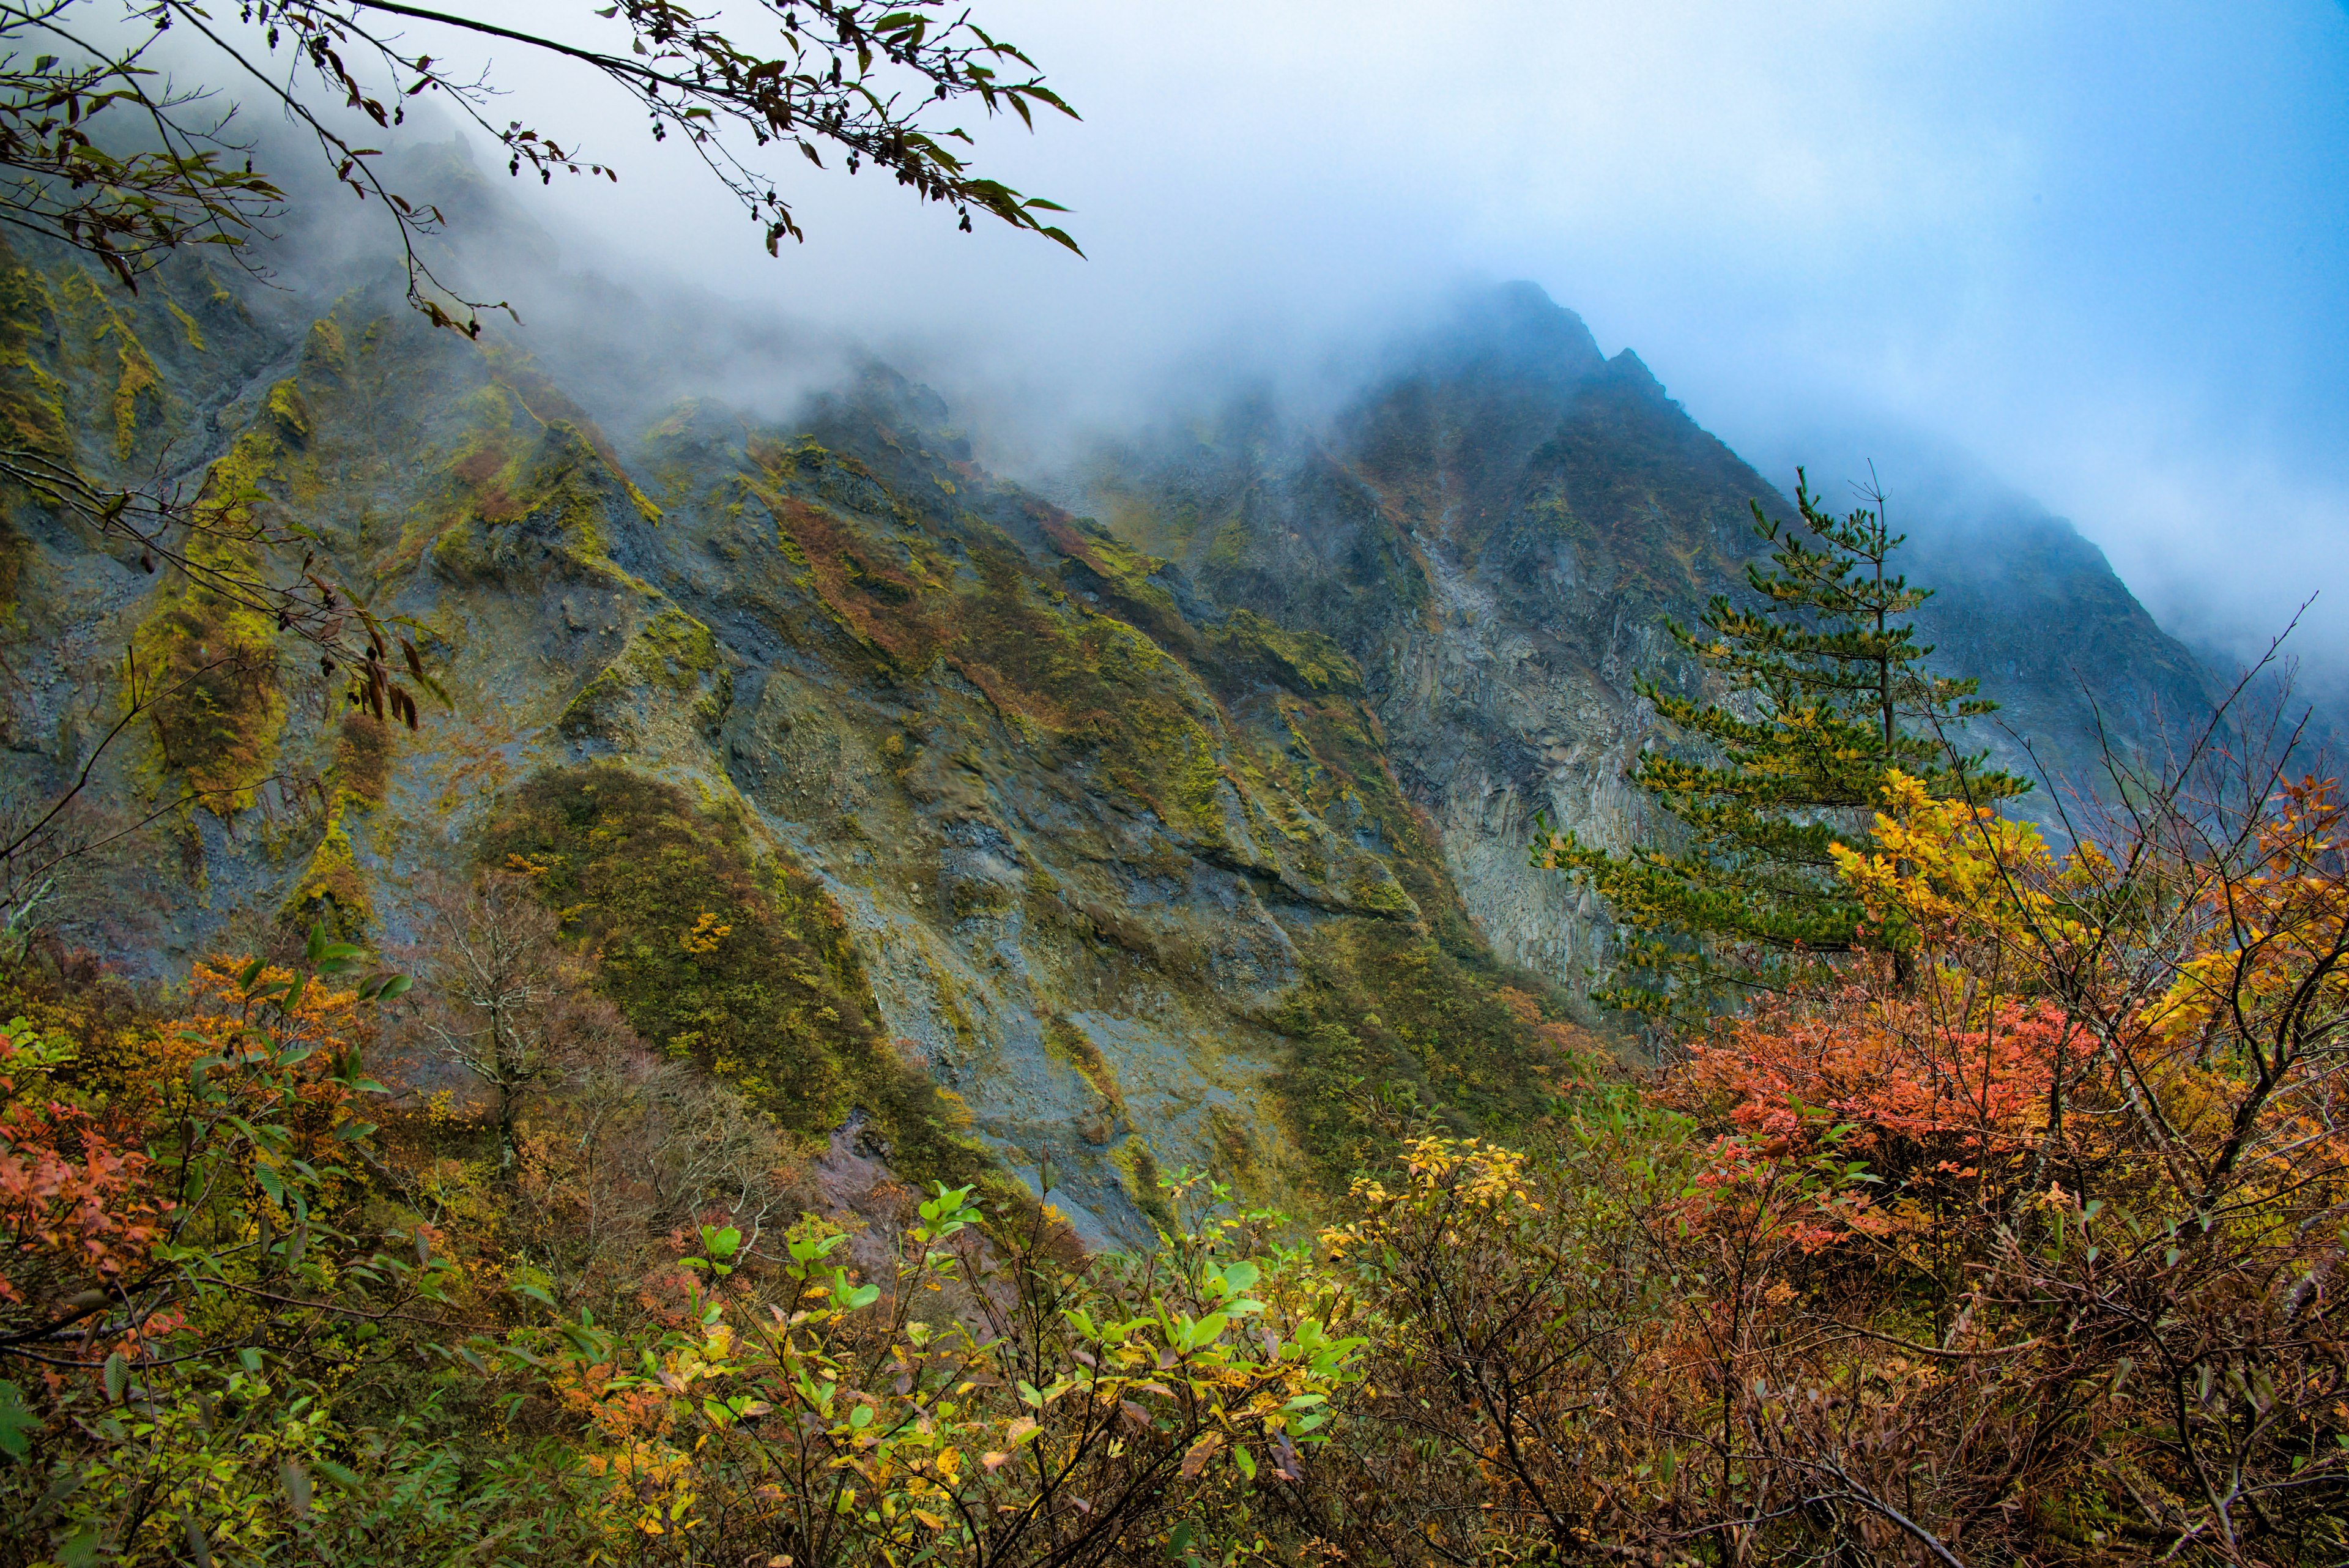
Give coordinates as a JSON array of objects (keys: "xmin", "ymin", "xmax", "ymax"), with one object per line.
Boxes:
[
  {"xmin": 0, "ymin": 216, "xmax": 2228, "ymax": 1238},
  {"xmin": 0, "ymin": 237, "xmax": 1573, "ymax": 1247},
  {"xmin": 1064, "ymin": 281, "xmax": 2221, "ymax": 987}
]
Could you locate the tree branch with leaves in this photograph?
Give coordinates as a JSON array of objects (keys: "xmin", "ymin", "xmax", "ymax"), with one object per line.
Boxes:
[{"xmin": 0, "ymin": 0, "xmax": 1079, "ymax": 330}]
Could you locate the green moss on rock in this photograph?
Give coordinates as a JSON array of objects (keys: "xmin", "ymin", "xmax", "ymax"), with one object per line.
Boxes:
[
  {"xmin": 133, "ymin": 587, "xmax": 284, "ymax": 811},
  {"xmin": 1110, "ymin": 1136, "xmax": 1172, "ymax": 1230},
  {"xmin": 1209, "ymin": 609, "xmax": 1364, "ymax": 697},
  {"xmin": 483, "ymin": 765, "xmax": 998, "ymax": 1191},
  {"xmin": 559, "ymin": 604, "xmax": 732, "ymax": 741},
  {"xmin": 283, "ymin": 792, "xmax": 371, "ymax": 937},
  {"xmin": 0, "ymin": 255, "xmax": 67, "ymax": 466},
  {"xmin": 334, "ymin": 712, "xmax": 393, "ymax": 806},
  {"xmin": 1042, "ymin": 1014, "xmax": 1124, "ymax": 1110}
]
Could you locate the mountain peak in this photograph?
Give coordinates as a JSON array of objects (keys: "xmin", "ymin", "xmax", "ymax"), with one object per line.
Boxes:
[
  {"xmin": 1406, "ymin": 280, "xmax": 1608, "ymax": 386},
  {"xmin": 1603, "ymin": 347, "xmax": 1664, "ymax": 394}
]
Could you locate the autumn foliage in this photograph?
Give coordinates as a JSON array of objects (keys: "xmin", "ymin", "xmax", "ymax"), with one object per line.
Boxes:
[
  {"xmin": 1343, "ymin": 748, "xmax": 2349, "ymax": 1566},
  {"xmin": 4, "ymin": 706, "xmax": 2348, "ymax": 1566},
  {"xmin": 0, "ymin": 913, "xmax": 1371, "ymax": 1566}
]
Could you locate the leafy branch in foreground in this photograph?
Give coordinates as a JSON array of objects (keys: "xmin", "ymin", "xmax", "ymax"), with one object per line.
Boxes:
[
  {"xmin": 495, "ymin": 1173, "xmax": 1365, "ymax": 1564},
  {"xmin": 0, "ymin": 1, "xmax": 284, "ymax": 287},
  {"xmin": 0, "ymin": 0, "xmax": 1080, "ymax": 333},
  {"xmin": 0, "ymin": 928, "xmax": 426, "ymax": 1381}
]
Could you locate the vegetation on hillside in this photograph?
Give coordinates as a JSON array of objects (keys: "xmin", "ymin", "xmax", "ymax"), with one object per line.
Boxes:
[
  {"xmin": 0, "ymin": 678, "xmax": 2339, "ymax": 1564},
  {"xmin": 480, "ymin": 764, "xmax": 1008, "ymax": 1203},
  {"xmin": 0, "ymin": 0, "xmax": 1080, "ymax": 788}
]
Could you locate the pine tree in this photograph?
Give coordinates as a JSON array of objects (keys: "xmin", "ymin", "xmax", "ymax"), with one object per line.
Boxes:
[{"xmin": 1540, "ymin": 471, "xmax": 2030, "ymax": 1022}]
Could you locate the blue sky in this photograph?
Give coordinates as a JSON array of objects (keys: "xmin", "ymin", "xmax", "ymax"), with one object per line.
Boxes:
[{"xmin": 435, "ymin": 2, "xmax": 2349, "ymax": 675}]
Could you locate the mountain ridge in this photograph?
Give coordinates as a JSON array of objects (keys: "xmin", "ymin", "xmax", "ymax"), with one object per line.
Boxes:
[
  {"xmin": 0, "ymin": 237, "xmax": 1578, "ymax": 1244},
  {"xmin": 1066, "ymin": 280, "xmax": 2227, "ymax": 984},
  {"xmin": 0, "ymin": 214, "xmax": 2241, "ymax": 1239}
]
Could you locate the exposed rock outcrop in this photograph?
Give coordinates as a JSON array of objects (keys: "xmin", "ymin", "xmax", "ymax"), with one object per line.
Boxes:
[{"xmin": 1070, "ymin": 285, "xmax": 2221, "ymax": 992}]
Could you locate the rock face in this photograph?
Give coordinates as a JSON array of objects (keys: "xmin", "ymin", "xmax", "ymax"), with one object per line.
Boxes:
[
  {"xmin": 0, "ymin": 240, "xmax": 1564, "ymax": 1245},
  {"xmin": 1067, "ymin": 282, "xmax": 2221, "ymax": 992},
  {"xmin": 0, "ymin": 228, "xmax": 2220, "ymax": 1236}
]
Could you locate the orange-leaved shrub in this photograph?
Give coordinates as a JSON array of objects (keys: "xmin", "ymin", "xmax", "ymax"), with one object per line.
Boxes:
[{"xmin": 1294, "ymin": 747, "xmax": 2349, "ymax": 1566}]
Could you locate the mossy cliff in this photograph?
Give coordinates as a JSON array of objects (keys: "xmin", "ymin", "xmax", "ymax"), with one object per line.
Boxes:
[
  {"xmin": 0, "ymin": 227, "xmax": 2212, "ymax": 1238},
  {"xmin": 1071, "ymin": 282, "xmax": 2223, "ymax": 994},
  {"xmin": 0, "ymin": 237, "xmax": 1578, "ymax": 1242}
]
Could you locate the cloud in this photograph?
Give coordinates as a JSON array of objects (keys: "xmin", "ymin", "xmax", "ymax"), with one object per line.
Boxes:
[{"xmin": 157, "ymin": 0, "xmax": 2349, "ymax": 675}]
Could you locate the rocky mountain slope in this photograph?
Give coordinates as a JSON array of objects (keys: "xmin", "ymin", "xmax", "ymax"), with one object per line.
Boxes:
[
  {"xmin": 0, "ymin": 238, "xmax": 1573, "ymax": 1245},
  {"xmin": 1068, "ymin": 281, "xmax": 2221, "ymax": 987},
  {"xmin": 0, "ymin": 227, "xmax": 2222, "ymax": 1239}
]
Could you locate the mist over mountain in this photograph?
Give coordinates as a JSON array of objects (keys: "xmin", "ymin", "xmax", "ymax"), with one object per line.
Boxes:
[
  {"xmin": 6, "ymin": 3, "xmax": 2344, "ymax": 1550},
  {"xmin": 1055, "ymin": 281, "xmax": 2254, "ymax": 973},
  {"xmin": 0, "ymin": 122, "xmax": 2301, "ymax": 1247}
]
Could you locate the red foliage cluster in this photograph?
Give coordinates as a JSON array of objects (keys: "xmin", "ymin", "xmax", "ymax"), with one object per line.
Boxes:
[
  {"xmin": 0, "ymin": 1022, "xmax": 157, "ymax": 1306},
  {"xmin": 1669, "ymin": 988, "xmax": 2068, "ymax": 1162}
]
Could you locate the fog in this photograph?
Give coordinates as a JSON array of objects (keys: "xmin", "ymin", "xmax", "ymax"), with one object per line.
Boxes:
[{"xmin": 176, "ymin": 1, "xmax": 2349, "ymax": 680}]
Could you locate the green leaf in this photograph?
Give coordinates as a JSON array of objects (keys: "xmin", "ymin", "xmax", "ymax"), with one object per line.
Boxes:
[
  {"xmin": 102, "ymin": 1354, "xmax": 127, "ymax": 1405},
  {"xmin": 0, "ymin": 1381, "xmax": 39, "ymax": 1460}
]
